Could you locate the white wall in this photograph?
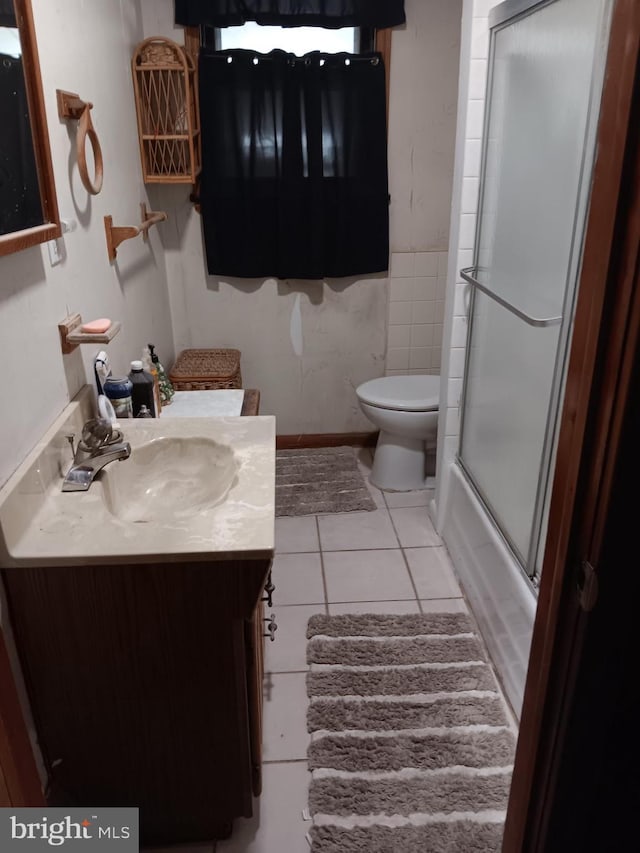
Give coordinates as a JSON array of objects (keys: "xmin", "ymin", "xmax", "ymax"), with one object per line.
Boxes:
[
  {"xmin": 0, "ymin": 0, "xmax": 175, "ymax": 488},
  {"xmin": 384, "ymin": 0, "xmax": 461, "ymax": 380},
  {"xmin": 141, "ymin": 0, "xmax": 461, "ymax": 433},
  {"xmin": 435, "ymin": 0, "xmax": 490, "ymax": 525}
]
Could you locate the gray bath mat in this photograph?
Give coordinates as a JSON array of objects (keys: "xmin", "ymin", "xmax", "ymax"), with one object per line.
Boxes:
[
  {"xmin": 276, "ymin": 447, "xmax": 376, "ymax": 516},
  {"xmin": 306, "ymin": 612, "xmax": 516, "ymax": 853}
]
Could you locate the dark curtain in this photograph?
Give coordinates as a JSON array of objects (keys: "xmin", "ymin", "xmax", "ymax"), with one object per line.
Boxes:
[
  {"xmin": 176, "ymin": 0, "xmax": 405, "ymax": 28},
  {"xmin": 0, "ymin": 52, "xmax": 43, "ymax": 235},
  {"xmin": 199, "ymin": 48, "xmax": 389, "ymax": 279},
  {"xmin": 0, "ymin": 0, "xmax": 15, "ymax": 27}
]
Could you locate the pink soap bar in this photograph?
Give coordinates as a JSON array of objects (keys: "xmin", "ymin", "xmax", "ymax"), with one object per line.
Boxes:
[{"xmin": 81, "ymin": 318, "xmax": 111, "ymax": 334}]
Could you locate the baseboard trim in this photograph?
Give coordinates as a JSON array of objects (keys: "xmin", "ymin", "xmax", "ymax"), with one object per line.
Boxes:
[{"xmin": 276, "ymin": 432, "xmax": 378, "ymax": 449}]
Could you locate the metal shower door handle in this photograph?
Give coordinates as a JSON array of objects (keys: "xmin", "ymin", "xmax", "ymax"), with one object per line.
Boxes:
[{"xmin": 460, "ymin": 267, "xmax": 563, "ymax": 327}]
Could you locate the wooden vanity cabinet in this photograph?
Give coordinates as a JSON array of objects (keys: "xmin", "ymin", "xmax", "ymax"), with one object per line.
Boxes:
[{"xmin": 2, "ymin": 556, "xmax": 271, "ymax": 846}]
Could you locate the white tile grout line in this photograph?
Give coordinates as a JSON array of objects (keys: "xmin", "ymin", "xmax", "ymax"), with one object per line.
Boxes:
[
  {"xmin": 386, "ymin": 508, "xmax": 424, "ymax": 609},
  {"xmin": 266, "ymin": 669, "xmax": 310, "ymax": 676},
  {"xmin": 280, "ymin": 545, "xmax": 441, "ymax": 554},
  {"xmin": 271, "ymin": 596, "xmax": 463, "ymax": 608},
  {"xmin": 315, "ymin": 515, "xmax": 330, "ymax": 614}
]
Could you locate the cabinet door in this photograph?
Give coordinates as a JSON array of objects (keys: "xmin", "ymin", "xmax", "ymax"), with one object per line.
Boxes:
[{"xmin": 246, "ymin": 599, "xmax": 265, "ymax": 796}]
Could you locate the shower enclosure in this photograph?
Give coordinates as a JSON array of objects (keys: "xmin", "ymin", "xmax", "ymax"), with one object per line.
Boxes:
[{"xmin": 442, "ymin": 0, "xmax": 612, "ymax": 712}]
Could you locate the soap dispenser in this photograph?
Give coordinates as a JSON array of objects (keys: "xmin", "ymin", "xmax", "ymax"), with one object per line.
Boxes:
[
  {"xmin": 148, "ymin": 343, "xmax": 175, "ymax": 406},
  {"xmin": 142, "ymin": 346, "xmax": 162, "ymax": 416}
]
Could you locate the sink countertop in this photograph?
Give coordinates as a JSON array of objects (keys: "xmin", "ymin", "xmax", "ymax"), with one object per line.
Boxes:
[
  {"xmin": 0, "ymin": 387, "xmax": 275, "ymax": 568},
  {"xmin": 161, "ymin": 389, "xmax": 245, "ymax": 418}
]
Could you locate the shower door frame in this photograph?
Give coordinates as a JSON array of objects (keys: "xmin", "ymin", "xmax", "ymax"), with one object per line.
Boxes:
[
  {"xmin": 503, "ymin": 0, "xmax": 640, "ymax": 845},
  {"xmin": 456, "ymin": 0, "xmax": 612, "ymax": 581}
]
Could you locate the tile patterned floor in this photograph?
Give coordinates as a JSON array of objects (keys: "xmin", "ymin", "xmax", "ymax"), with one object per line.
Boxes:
[{"xmin": 146, "ymin": 450, "xmax": 477, "ymax": 853}]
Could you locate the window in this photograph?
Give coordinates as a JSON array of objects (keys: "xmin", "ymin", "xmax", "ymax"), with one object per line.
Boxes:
[
  {"xmin": 202, "ymin": 23, "xmax": 375, "ymax": 55},
  {"xmin": 195, "ymin": 20, "xmax": 389, "ymax": 278}
]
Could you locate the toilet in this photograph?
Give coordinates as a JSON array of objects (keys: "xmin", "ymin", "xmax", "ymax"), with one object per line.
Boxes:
[{"xmin": 356, "ymin": 375, "xmax": 440, "ymax": 491}]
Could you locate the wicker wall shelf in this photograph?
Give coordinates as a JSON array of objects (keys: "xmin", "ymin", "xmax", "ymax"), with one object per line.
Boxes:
[{"xmin": 132, "ymin": 37, "xmax": 201, "ymax": 184}]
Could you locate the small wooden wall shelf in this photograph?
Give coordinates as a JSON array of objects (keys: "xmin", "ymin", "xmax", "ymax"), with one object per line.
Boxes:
[
  {"xmin": 132, "ymin": 37, "xmax": 201, "ymax": 184},
  {"xmin": 59, "ymin": 313, "xmax": 121, "ymax": 355},
  {"xmin": 104, "ymin": 203, "xmax": 167, "ymax": 261}
]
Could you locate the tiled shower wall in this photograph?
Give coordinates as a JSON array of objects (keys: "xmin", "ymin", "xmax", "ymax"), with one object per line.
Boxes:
[
  {"xmin": 386, "ymin": 251, "xmax": 449, "ymax": 377},
  {"xmin": 435, "ymin": 0, "xmax": 493, "ymax": 526}
]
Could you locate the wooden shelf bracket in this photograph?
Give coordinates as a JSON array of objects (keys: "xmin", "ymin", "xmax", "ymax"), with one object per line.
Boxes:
[{"xmin": 104, "ymin": 203, "xmax": 168, "ymax": 261}]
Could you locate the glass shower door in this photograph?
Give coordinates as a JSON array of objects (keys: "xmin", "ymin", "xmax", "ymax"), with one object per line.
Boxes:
[{"xmin": 458, "ymin": 0, "xmax": 611, "ymax": 578}]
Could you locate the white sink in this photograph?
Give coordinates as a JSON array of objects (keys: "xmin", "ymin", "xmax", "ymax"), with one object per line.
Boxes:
[
  {"xmin": 101, "ymin": 436, "xmax": 238, "ymax": 523},
  {"xmin": 0, "ymin": 386, "xmax": 275, "ymax": 567}
]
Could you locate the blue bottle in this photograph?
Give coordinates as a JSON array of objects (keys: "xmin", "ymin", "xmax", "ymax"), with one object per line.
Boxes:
[{"xmin": 103, "ymin": 376, "xmax": 134, "ymax": 419}]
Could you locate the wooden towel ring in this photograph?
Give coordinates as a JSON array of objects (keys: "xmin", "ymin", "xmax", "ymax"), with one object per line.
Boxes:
[{"xmin": 57, "ymin": 89, "xmax": 104, "ymax": 195}]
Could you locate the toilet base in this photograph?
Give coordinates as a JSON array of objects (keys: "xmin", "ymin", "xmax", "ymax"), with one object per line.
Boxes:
[{"xmin": 370, "ymin": 430, "xmax": 428, "ymax": 491}]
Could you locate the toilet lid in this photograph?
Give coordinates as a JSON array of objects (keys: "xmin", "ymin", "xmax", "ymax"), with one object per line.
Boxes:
[{"xmin": 357, "ymin": 375, "xmax": 440, "ymax": 412}]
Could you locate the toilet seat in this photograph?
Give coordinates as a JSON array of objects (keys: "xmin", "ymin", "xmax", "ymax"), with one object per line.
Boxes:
[{"xmin": 357, "ymin": 375, "xmax": 439, "ymax": 412}]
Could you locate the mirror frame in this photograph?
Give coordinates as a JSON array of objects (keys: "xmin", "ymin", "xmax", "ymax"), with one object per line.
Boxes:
[{"xmin": 0, "ymin": 0, "xmax": 61, "ymax": 257}]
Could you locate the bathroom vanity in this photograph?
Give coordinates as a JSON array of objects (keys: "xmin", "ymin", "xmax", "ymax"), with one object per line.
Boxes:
[{"xmin": 0, "ymin": 388, "xmax": 275, "ymax": 845}]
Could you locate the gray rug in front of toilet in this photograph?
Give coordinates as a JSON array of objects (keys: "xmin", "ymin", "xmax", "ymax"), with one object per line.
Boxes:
[
  {"xmin": 305, "ymin": 613, "xmax": 516, "ymax": 853},
  {"xmin": 275, "ymin": 447, "xmax": 376, "ymax": 516}
]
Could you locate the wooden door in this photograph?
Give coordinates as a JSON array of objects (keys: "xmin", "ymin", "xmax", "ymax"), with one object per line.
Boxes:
[
  {"xmin": 0, "ymin": 630, "xmax": 44, "ymax": 806},
  {"xmin": 503, "ymin": 0, "xmax": 640, "ymax": 847}
]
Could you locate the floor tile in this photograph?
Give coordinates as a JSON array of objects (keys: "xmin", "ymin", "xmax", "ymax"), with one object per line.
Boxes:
[
  {"xmin": 355, "ymin": 446, "xmax": 374, "ymax": 468},
  {"xmin": 355, "ymin": 447, "xmax": 386, "ymax": 509},
  {"xmin": 216, "ymin": 761, "xmax": 311, "ymax": 853},
  {"xmin": 358, "ymin": 447, "xmax": 387, "ymax": 509},
  {"xmin": 384, "ymin": 489, "xmax": 434, "ymax": 508},
  {"xmin": 389, "ymin": 506, "xmax": 442, "ymax": 547},
  {"xmin": 323, "ymin": 549, "xmax": 416, "ymax": 602},
  {"xmin": 271, "ymin": 553, "xmax": 325, "ymax": 606},
  {"xmin": 318, "ymin": 508, "xmax": 398, "ymax": 551},
  {"xmin": 362, "ymin": 477, "xmax": 386, "ymax": 509},
  {"xmin": 329, "ymin": 600, "xmax": 421, "ymax": 616},
  {"xmin": 275, "ymin": 515, "xmax": 319, "ymax": 553},
  {"xmin": 261, "ymin": 673, "xmax": 309, "ymax": 762},
  {"xmin": 419, "ymin": 598, "xmax": 469, "ymax": 614},
  {"xmin": 405, "ymin": 547, "xmax": 463, "ymax": 599},
  {"xmin": 265, "ymin": 605, "xmax": 324, "ymax": 672}
]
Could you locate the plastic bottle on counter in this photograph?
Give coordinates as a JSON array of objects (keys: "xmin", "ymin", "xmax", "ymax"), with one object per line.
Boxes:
[
  {"xmin": 103, "ymin": 376, "xmax": 134, "ymax": 419},
  {"xmin": 142, "ymin": 346, "xmax": 162, "ymax": 416},
  {"xmin": 148, "ymin": 343, "xmax": 175, "ymax": 407},
  {"xmin": 128, "ymin": 361, "xmax": 156, "ymax": 418}
]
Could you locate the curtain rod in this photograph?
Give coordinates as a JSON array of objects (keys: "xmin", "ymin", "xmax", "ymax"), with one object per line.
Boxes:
[{"xmin": 203, "ymin": 51, "xmax": 380, "ymax": 66}]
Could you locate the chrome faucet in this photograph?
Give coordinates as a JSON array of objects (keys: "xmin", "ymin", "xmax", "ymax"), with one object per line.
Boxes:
[{"xmin": 62, "ymin": 419, "xmax": 131, "ymax": 492}]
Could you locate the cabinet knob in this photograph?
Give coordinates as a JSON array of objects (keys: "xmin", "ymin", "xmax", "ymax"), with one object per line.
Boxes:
[
  {"xmin": 262, "ymin": 571, "xmax": 276, "ymax": 608},
  {"xmin": 263, "ymin": 613, "xmax": 278, "ymax": 642}
]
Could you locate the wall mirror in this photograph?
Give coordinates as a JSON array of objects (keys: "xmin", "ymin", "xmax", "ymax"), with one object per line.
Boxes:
[{"xmin": 0, "ymin": 0, "xmax": 60, "ymax": 257}]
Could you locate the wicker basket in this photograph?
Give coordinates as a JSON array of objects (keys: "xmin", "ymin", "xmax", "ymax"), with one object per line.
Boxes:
[{"xmin": 169, "ymin": 348, "xmax": 242, "ymax": 390}]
